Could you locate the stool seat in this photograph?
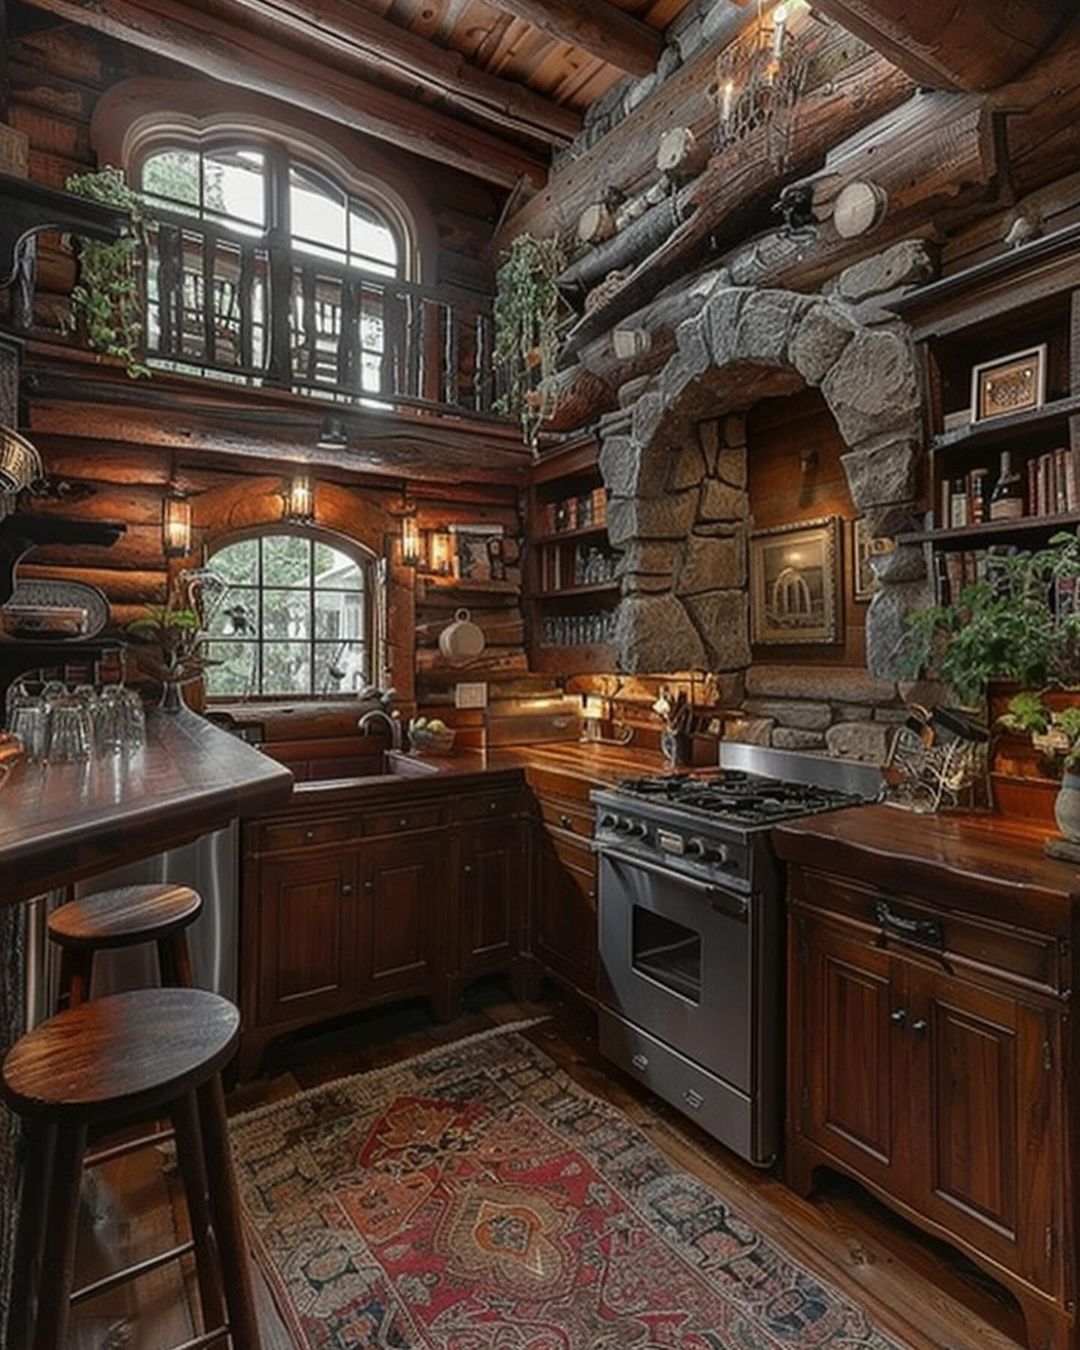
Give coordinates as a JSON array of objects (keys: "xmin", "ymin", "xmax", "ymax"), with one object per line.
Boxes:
[
  {"xmin": 48, "ymin": 883, "xmax": 202, "ymax": 950},
  {"xmin": 1, "ymin": 988, "xmax": 239, "ymax": 1125}
]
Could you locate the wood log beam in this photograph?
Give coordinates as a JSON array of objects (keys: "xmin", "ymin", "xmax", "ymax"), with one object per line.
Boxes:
[
  {"xmin": 484, "ymin": 0, "xmax": 663, "ymax": 77},
  {"xmin": 810, "ymin": 0, "xmax": 1074, "ymax": 92},
  {"xmin": 18, "ymin": 0, "xmax": 548, "ymax": 187},
  {"xmin": 218, "ymin": 0, "xmax": 580, "ymax": 144}
]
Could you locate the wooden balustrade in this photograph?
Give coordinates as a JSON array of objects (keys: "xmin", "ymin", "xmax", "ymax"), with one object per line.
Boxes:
[{"xmin": 141, "ymin": 210, "xmax": 504, "ymax": 418}]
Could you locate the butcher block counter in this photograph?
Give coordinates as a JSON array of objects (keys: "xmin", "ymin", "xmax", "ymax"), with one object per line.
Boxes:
[{"xmin": 773, "ymin": 805, "xmax": 1080, "ymax": 1350}]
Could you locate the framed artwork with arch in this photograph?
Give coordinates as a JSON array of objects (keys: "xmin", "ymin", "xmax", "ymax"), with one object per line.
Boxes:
[{"xmin": 750, "ymin": 516, "xmax": 841, "ymax": 646}]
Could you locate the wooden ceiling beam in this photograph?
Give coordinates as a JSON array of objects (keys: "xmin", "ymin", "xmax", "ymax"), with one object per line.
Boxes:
[
  {"xmin": 483, "ymin": 0, "xmax": 664, "ymax": 77},
  {"xmin": 219, "ymin": 0, "xmax": 580, "ymax": 144},
  {"xmin": 19, "ymin": 0, "xmax": 549, "ymax": 187},
  {"xmin": 810, "ymin": 0, "xmax": 1074, "ymax": 92}
]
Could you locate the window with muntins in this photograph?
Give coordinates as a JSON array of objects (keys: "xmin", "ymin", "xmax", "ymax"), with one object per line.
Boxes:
[
  {"xmin": 205, "ymin": 532, "xmax": 373, "ymax": 699},
  {"xmin": 138, "ymin": 141, "xmax": 404, "ymax": 398}
]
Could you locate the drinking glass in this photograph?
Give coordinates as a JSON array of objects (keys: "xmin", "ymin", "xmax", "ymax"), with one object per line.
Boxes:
[
  {"xmin": 8, "ymin": 689, "xmax": 46, "ymax": 760},
  {"xmin": 44, "ymin": 693, "xmax": 93, "ymax": 762}
]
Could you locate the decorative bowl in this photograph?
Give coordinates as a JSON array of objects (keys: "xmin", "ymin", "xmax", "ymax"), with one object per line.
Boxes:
[{"xmin": 409, "ymin": 727, "xmax": 456, "ymax": 756}]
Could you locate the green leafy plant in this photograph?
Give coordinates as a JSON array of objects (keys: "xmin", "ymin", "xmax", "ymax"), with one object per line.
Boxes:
[
  {"xmin": 998, "ymin": 693, "xmax": 1080, "ymax": 773},
  {"xmin": 904, "ymin": 533, "xmax": 1080, "ymax": 707},
  {"xmin": 64, "ymin": 166, "xmax": 149, "ymax": 378},
  {"xmin": 493, "ymin": 233, "xmax": 568, "ymax": 449}
]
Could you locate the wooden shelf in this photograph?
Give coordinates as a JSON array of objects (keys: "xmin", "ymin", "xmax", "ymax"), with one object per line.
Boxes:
[
  {"xmin": 416, "ymin": 576, "xmax": 519, "ymax": 596},
  {"xmin": 932, "ymin": 394, "xmax": 1080, "ymax": 454},
  {"xmin": 531, "ymin": 643, "xmax": 617, "ymax": 674},
  {"xmin": 533, "ymin": 523, "xmax": 609, "ymax": 545},
  {"xmin": 899, "ymin": 511, "xmax": 1080, "ymax": 548},
  {"xmin": 530, "ymin": 582, "xmax": 620, "ymax": 601}
]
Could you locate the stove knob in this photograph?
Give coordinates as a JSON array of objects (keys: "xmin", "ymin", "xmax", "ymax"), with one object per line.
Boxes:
[
  {"xmin": 686, "ymin": 838, "xmax": 710, "ymax": 859},
  {"xmin": 599, "ymin": 813, "xmax": 619, "ymax": 830},
  {"xmin": 613, "ymin": 818, "xmax": 632, "ymax": 833},
  {"xmin": 628, "ymin": 822, "xmax": 648, "ymax": 839}
]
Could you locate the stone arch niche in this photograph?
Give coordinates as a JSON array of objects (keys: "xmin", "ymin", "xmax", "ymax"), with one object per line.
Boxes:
[{"xmin": 599, "ymin": 283, "xmax": 928, "ymax": 678}]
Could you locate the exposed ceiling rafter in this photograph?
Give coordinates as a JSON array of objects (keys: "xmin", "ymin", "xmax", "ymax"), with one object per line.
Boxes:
[
  {"xmin": 20, "ymin": 0, "xmax": 550, "ymax": 187},
  {"xmin": 483, "ymin": 0, "xmax": 665, "ymax": 78}
]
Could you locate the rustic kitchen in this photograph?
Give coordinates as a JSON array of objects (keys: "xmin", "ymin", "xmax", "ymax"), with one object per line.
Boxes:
[{"xmin": 1, "ymin": 3, "xmax": 1080, "ymax": 1348}]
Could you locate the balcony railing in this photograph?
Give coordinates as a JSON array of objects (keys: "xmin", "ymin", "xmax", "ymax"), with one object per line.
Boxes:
[{"xmin": 143, "ymin": 212, "xmax": 503, "ymax": 417}]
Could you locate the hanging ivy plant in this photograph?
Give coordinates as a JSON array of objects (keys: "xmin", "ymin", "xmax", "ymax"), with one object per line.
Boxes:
[
  {"xmin": 493, "ymin": 233, "xmax": 567, "ymax": 449},
  {"xmin": 64, "ymin": 166, "xmax": 149, "ymax": 378}
]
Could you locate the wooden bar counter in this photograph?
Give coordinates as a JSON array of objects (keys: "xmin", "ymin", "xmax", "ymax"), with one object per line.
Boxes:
[{"xmin": 774, "ymin": 805, "xmax": 1080, "ymax": 1350}]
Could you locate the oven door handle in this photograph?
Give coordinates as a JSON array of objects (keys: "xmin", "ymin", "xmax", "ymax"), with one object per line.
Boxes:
[{"xmin": 598, "ymin": 846, "xmax": 748, "ymax": 918}]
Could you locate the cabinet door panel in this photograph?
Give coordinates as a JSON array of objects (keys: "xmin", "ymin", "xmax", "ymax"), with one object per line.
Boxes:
[
  {"xmin": 912, "ymin": 971, "xmax": 1058, "ymax": 1294},
  {"xmin": 797, "ymin": 918, "xmax": 907, "ymax": 1191},
  {"xmin": 364, "ymin": 835, "xmax": 445, "ymax": 1000},
  {"xmin": 461, "ymin": 820, "xmax": 523, "ymax": 976},
  {"xmin": 256, "ymin": 853, "xmax": 358, "ymax": 1025},
  {"xmin": 533, "ymin": 833, "xmax": 596, "ymax": 996}
]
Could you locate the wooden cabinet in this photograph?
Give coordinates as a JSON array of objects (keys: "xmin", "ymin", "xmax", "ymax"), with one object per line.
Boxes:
[
  {"xmin": 459, "ymin": 818, "xmax": 525, "ymax": 981},
  {"xmin": 362, "ymin": 832, "xmax": 446, "ymax": 1004},
  {"xmin": 253, "ymin": 851, "xmax": 360, "ymax": 1027},
  {"xmin": 787, "ymin": 861, "xmax": 1072, "ymax": 1349},
  {"xmin": 533, "ymin": 831, "xmax": 596, "ymax": 996}
]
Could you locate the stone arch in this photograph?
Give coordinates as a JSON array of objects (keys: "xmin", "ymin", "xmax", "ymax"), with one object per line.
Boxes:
[{"xmin": 598, "ymin": 284, "xmax": 927, "ymax": 678}]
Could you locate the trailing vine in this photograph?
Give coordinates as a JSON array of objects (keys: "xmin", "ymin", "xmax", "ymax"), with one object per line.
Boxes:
[
  {"xmin": 493, "ymin": 233, "xmax": 567, "ymax": 449},
  {"xmin": 65, "ymin": 166, "xmax": 149, "ymax": 378}
]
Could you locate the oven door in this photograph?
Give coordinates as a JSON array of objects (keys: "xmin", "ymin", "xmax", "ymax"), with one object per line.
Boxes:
[{"xmin": 598, "ymin": 847, "xmax": 750, "ymax": 1091}]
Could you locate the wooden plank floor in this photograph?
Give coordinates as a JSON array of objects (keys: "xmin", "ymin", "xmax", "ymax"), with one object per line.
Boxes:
[{"xmin": 69, "ymin": 981, "xmax": 1028, "ymax": 1350}]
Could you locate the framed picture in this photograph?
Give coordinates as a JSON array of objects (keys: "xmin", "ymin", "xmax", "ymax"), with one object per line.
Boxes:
[
  {"xmin": 449, "ymin": 524, "xmax": 506, "ymax": 583},
  {"xmin": 971, "ymin": 344, "xmax": 1047, "ymax": 423},
  {"xmin": 853, "ymin": 518, "xmax": 895, "ymax": 602},
  {"xmin": 750, "ymin": 517, "xmax": 841, "ymax": 646}
]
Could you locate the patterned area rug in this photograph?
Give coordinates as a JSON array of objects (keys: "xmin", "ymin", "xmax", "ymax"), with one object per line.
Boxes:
[{"xmin": 230, "ymin": 1024, "xmax": 907, "ymax": 1349}]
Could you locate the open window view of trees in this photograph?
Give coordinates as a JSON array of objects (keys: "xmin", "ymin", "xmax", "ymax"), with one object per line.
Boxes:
[{"xmin": 205, "ymin": 533, "xmax": 372, "ymax": 698}]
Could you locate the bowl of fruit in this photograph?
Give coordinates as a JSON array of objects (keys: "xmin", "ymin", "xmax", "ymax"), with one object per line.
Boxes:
[{"xmin": 407, "ymin": 716, "xmax": 456, "ymax": 756}]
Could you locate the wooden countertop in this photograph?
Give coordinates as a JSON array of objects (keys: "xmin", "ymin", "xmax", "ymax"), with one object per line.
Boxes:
[
  {"xmin": 0, "ymin": 710, "xmax": 293, "ymax": 906},
  {"xmin": 774, "ymin": 803, "xmax": 1080, "ymax": 924}
]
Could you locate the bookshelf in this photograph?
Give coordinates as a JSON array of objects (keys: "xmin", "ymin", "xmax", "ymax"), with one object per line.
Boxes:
[
  {"xmin": 526, "ymin": 435, "xmax": 620, "ymax": 673},
  {"xmin": 891, "ymin": 223, "xmax": 1080, "ymax": 599}
]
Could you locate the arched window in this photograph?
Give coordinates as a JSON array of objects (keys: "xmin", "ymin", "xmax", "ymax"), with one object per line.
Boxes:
[
  {"xmin": 137, "ymin": 139, "xmax": 408, "ymax": 399},
  {"xmin": 204, "ymin": 531, "xmax": 374, "ymax": 699}
]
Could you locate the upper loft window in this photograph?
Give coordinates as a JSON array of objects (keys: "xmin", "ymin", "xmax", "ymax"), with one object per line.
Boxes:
[
  {"xmin": 204, "ymin": 531, "xmax": 374, "ymax": 699},
  {"xmin": 137, "ymin": 139, "xmax": 407, "ymax": 398}
]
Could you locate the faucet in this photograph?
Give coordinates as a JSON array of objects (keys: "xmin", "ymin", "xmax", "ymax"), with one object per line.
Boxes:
[{"xmin": 358, "ymin": 707, "xmax": 403, "ymax": 752}]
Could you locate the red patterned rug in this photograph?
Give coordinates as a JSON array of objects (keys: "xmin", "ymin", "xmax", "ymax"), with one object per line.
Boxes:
[{"xmin": 230, "ymin": 1024, "xmax": 907, "ymax": 1348}]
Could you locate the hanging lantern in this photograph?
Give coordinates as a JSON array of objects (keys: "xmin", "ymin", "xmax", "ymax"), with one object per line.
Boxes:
[
  {"xmin": 162, "ymin": 488, "xmax": 193, "ymax": 558},
  {"xmin": 428, "ymin": 528, "xmax": 453, "ymax": 576},
  {"xmin": 400, "ymin": 503, "xmax": 422, "ymax": 569},
  {"xmin": 284, "ymin": 474, "xmax": 315, "ymax": 524}
]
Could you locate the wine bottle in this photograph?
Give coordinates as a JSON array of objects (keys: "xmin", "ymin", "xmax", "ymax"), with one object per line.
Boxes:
[{"xmin": 990, "ymin": 450, "xmax": 1024, "ymax": 521}]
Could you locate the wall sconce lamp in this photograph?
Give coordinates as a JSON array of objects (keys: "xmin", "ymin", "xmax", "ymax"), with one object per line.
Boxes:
[
  {"xmin": 316, "ymin": 416, "xmax": 348, "ymax": 452},
  {"xmin": 427, "ymin": 528, "xmax": 453, "ymax": 577},
  {"xmin": 284, "ymin": 474, "xmax": 316, "ymax": 524},
  {"xmin": 389, "ymin": 482, "xmax": 423, "ymax": 568},
  {"xmin": 162, "ymin": 485, "xmax": 193, "ymax": 558}
]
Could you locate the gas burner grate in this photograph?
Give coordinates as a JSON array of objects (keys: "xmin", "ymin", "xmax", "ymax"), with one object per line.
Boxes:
[{"xmin": 613, "ymin": 770, "xmax": 863, "ymax": 827}]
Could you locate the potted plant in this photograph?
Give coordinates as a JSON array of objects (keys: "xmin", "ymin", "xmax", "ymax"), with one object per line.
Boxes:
[
  {"xmin": 64, "ymin": 166, "xmax": 149, "ymax": 378},
  {"xmin": 127, "ymin": 570, "xmax": 229, "ymax": 711},
  {"xmin": 493, "ymin": 233, "xmax": 568, "ymax": 450},
  {"xmin": 904, "ymin": 533, "xmax": 1080, "ymax": 709},
  {"xmin": 998, "ymin": 692, "xmax": 1080, "ymax": 841}
]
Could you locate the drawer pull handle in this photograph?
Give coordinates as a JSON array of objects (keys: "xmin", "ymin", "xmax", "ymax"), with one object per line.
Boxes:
[
  {"xmin": 875, "ymin": 901, "xmax": 944, "ymax": 949},
  {"xmin": 559, "ymin": 814, "xmax": 573, "ymax": 830},
  {"xmin": 910, "ymin": 1019, "xmax": 929, "ymax": 1038},
  {"xmin": 398, "ymin": 817, "xmax": 409, "ymax": 828},
  {"xmin": 464, "ymin": 864, "xmax": 474, "ymax": 875},
  {"xmin": 489, "ymin": 801, "xmax": 499, "ymax": 813},
  {"xmin": 364, "ymin": 880, "xmax": 374, "ymax": 894},
  {"xmin": 304, "ymin": 829, "xmax": 315, "ymax": 842},
  {"xmin": 631, "ymin": 1053, "xmax": 649, "ymax": 1073},
  {"xmin": 341, "ymin": 883, "xmax": 353, "ymax": 897},
  {"xmin": 890, "ymin": 1009, "xmax": 907, "ymax": 1028},
  {"xmin": 683, "ymin": 1089, "xmax": 704, "ymax": 1111}
]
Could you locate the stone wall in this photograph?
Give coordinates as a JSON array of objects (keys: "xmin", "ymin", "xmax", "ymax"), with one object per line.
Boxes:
[{"xmin": 597, "ymin": 242, "xmax": 933, "ymax": 691}]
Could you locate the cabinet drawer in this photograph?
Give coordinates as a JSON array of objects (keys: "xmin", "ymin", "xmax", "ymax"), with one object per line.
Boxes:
[
  {"xmin": 793, "ymin": 868, "xmax": 1065, "ymax": 995},
  {"xmin": 260, "ymin": 816, "xmax": 354, "ymax": 852},
  {"xmin": 363, "ymin": 803, "xmax": 447, "ymax": 837},
  {"xmin": 456, "ymin": 791, "xmax": 522, "ymax": 822},
  {"xmin": 537, "ymin": 795, "xmax": 594, "ymax": 840}
]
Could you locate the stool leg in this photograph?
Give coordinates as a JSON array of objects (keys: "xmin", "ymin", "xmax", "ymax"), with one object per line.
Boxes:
[
  {"xmin": 158, "ymin": 930, "xmax": 195, "ymax": 989},
  {"xmin": 7, "ymin": 1120, "xmax": 56, "ymax": 1350},
  {"xmin": 196, "ymin": 1075, "xmax": 261, "ymax": 1350},
  {"xmin": 32, "ymin": 1121, "xmax": 86, "ymax": 1350},
  {"xmin": 57, "ymin": 948, "xmax": 94, "ymax": 1010},
  {"xmin": 171, "ymin": 1091, "xmax": 227, "ymax": 1336}
]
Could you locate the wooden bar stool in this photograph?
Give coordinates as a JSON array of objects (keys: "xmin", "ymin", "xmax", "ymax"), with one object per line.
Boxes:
[
  {"xmin": 2, "ymin": 987, "xmax": 260, "ymax": 1350},
  {"xmin": 48, "ymin": 882, "xmax": 203, "ymax": 1008}
]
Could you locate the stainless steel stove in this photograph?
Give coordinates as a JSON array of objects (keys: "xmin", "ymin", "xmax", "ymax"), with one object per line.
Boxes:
[{"xmin": 592, "ymin": 744, "xmax": 881, "ymax": 1167}]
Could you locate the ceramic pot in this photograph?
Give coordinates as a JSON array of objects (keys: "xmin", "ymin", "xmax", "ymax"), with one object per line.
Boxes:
[
  {"xmin": 439, "ymin": 609, "xmax": 486, "ymax": 667},
  {"xmin": 1054, "ymin": 772, "xmax": 1080, "ymax": 842}
]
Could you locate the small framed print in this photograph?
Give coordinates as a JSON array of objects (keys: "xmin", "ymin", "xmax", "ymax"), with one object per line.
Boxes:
[
  {"xmin": 750, "ymin": 517, "xmax": 841, "ymax": 646},
  {"xmin": 853, "ymin": 517, "xmax": 895, "ymax": 602},
  {"xmin": 449, "ymin": 524, "xmax": 505, "ymax": 583},
  {"xmin": 971, "ymin": 344, "xmax": 1047, "ymax": 423}
]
